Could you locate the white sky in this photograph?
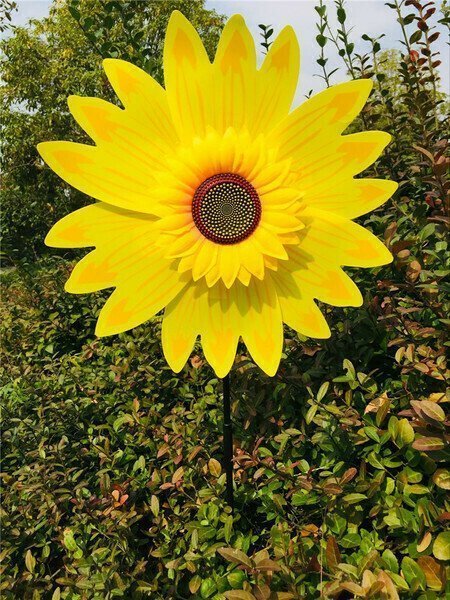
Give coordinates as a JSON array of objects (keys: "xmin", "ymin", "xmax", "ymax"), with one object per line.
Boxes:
[{"xmin": 6, "ymin": 0, "xmax": 450, "ymax": 101}]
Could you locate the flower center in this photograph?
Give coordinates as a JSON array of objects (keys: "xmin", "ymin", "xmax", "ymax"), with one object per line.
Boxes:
[{"xmin": 192, "ymin": 173, "xmax": 261, "ymax": 245}]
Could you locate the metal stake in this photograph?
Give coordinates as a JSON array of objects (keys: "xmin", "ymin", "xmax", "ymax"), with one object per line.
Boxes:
[{"xmin": 222, "ymin": 374, "xmax": 234, "ymax": 511}]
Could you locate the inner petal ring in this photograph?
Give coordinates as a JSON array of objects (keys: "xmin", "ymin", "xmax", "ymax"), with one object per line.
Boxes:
[{"xmin": 192, "ymin": 173, "xmax": 262, "ymax": 245}]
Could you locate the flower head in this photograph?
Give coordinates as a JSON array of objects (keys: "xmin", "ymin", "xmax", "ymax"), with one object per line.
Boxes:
[{"xmin": 39, "ymin": 12, "xmax": 396, "ymax": 377}]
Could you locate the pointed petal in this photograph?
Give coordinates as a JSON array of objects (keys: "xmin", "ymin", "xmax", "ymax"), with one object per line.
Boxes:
[
  {"xmin": 237, "ymin": 239, "xmax": 265, "ymax": 279},
  {"xmin": 162, "ymin": 283, "xmax": 203, "ymax": 373},
  {"xmin": 67, "ymin": 95, "xmax": 173, "ymax": 173},
  {"xmin": 237, "ymin": 277, "xmax": 283, "ymax": 376},
  {"xmin": 201, "ymin": 282, "xmax": 240, "ymax": 377},
  {"xmin": 273, "ymin": 271, "xmax": 331, "ymax": 338},
  {"xmin": 304, "ymin": 178, "xmax": 398, "ymax": 218},
  {"xmin": 252, "ymin": 227, "xmax": 288, "ymax": 260},
  {"xmin": 37, "ymin": 141, "xmax": 169, "ymax": 216},
  {"xmin": 279, "ymin": 250, "xmax": 363, "ymax": 307},
  {"xmin": 273, "ymin": 79, "xmax": 373, "ymax": 152},
  {"xmin": 219, "ymin": 245, "xmax": 240, "ymax": 288},
  {"xmin": 65, "ymin": 250, "xmax": 117, "ymax": 294},
  {"xmin": 254, "ymin": 25, "xmax": 300, "ymax": 132},
  {"xmin": 213, "ymin": 14, "xmax": 257, "ymax": 133},
  {"xmin": 102, "ymin": 58, "xmax": 177, "ymax": 147},
  {"xmin": 45, "ymin": 202, "xmax": 157, "ymax": 249},
  {"xmin": 290, "ymin": 131, "xmax": 392, "ymax": 189},
  {"xmin": 296, "ymin": 208, "xmax": 393, "ymax": 268},
  {"xmin": 192, "ymin": 240, "xmax": 218, "ymax": 281},
  {"xmin": 260, "ymin": 186, "xmax": 301, "ymax": 209},
  {"xmin": 263, "ymin": 211, "xmax": 304, "ymax": 233},
  {"xmin": 95, "ymin": 258, "xmax": 188, "ymax": 336},
  {"xmin": 163, "ymin": 10, "xmax": 212, "ymax": 141}
]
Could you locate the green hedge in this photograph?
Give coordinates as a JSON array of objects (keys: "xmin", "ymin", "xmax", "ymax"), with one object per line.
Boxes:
[{"xmin": 1, "ymin": 240, "xmax": 448, "ymax": 598}]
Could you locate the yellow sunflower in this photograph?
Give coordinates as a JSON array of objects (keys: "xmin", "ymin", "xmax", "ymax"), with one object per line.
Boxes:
[{"xmin": 39, "ymin": 11, "xmax": 396, "ymax": 378}]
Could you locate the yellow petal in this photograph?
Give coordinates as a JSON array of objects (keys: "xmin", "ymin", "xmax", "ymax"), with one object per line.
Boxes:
[
  {"xmin": 157, "ymin": 212, "xmax": 193, "ymax": 234},
  {"xmin": 167, "ymin": 277, "xmax": 285, "ymax": 378},
  {"xmin": 291, "ymin": 131, "xmax": 392, "ymax": 189},
  {"xmin": 237, "ymin": 266, "xmax": 252, "ymax": 286},
  {"xmin": 65, "ymin": 250, "xmax": 117, "ymax": 294},
  {"xmin": 252, "ymin": 227, "xmax": 288, "ymax": 260},
  {"xmin": 45, "ymin": 202, "xmax": 156, "ymax": 249},
  {"xmin": 273, "ymin": 271, "xmax": 331, "ymax": 338},
  {"xmin": 279, "ymin": 251, "xmax": 363, "ymax": 307},
  {"xmin": 50, "ymin": 205, "xmax": 188, "ymax": 321},
  {"xmin": 95, "ymin": 258, "xmax": 188, "ymax": 336},
  {"xmin": 219, "ymin": 246, "xmax": 240, "ymax": 288},
  {"xmin": 304, "ymin": 178, "xmax": 398, "ymax": 218},
  {"xmin": 163, "ymin": 10, "xmax": 212, "ymax": 142},
  {"xmin": 296, "ymin": 208, "xmax": 393, "ymax": 268},
  {"xmin": 37, "ymin": 141, "xmax": 169, "ymax": 216},
  {"xmin": 204, "ymin": 261, "xmax": 222, "ymax": 287},
  {"xmin": 263, "ymin": 211, "xmax": 304, "ymax": 233},
  {"xmin": 254, "ymin": 25, "xmax": 300, "ymax": 132},
  {"xmin": 102, "ymin": 58, "xmax": 177, "ymax": 148},
  {"xmin": 162, "ymin": 283, "xmax": 203, "ymax": 373},
  {"xmin": 273, "ymin": 79, "xmax": 373, "ymax": 154},
  {"xmin": 237, "ymin": 239, "xmax": 265, "ymax": 280},
  {"xmin": 46, "ymin": 203, "xmax": 188, "ymax": 336},
  {"xmin": 163, "ymin": 228, "xmax": 202, "ymax": 258},
  {"xmin": 236, "ymin": 277, "xmax": 283, "ymax": 376},
  {"xmin": 260, "ymin": 186, "xmax": 301, "ymax": 209},
  {"xmin": 201, "ymin": 282, "xmax": 240, "ymax": 377},
  {"xmin": 251, "ymin": 159, "xmax": 292, "ymax": 194},
  {"xmin": 213, "ymin": 14, "xmax": 257, "ymax": 133},
  {"xmin": 191, "ymin": 239, "xmax": 218, "ymax": 281},
  {"xmin": 67, "ymin": 96, "xmax": 173, "ymax": 183},
  {"xmin": 178, "ymin": 254, "xmax": 196, "ymax": 273}
]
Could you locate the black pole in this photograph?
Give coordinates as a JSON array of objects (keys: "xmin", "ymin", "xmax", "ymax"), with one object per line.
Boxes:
[{"xmin": 222, "ymin": 374, "xmax": 234, "ymax": 511}]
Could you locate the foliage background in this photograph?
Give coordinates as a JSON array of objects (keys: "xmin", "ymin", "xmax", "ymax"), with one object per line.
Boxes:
[{"xmin": 1, "ymin": 0, "xmax": 449, "ymax": 598}]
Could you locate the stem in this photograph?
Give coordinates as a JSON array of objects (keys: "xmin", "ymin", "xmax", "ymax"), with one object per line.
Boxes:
[{"xmin": 222, "ymin": 374, "xmax": 234, "ymax": 511}]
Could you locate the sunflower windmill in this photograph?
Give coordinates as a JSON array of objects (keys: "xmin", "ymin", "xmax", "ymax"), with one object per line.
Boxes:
[{"xmin": 39, "ymin": 12, "xmax": 396, "ymax": 508}]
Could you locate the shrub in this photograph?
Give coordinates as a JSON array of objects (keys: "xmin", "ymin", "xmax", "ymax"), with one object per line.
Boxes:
[{"xmin": 1, "ymin": 0, "xmax": 449, "ymax": 598}]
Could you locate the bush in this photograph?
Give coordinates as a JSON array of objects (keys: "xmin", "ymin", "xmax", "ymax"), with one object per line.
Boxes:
[{"xmin": 1, "ymin": 0, "xmax": 449, "ymax": 598}]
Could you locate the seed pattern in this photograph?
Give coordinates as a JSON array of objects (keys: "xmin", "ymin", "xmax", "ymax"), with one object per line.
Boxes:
[{"xmin": 192, "ymin": 173, "xmax": 261, "ymax": 245}]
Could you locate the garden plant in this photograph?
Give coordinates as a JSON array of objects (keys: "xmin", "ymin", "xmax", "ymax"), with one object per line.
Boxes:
[{"xmin": 1, "ymin": 1, "xmax": 449, "ymax": 599}]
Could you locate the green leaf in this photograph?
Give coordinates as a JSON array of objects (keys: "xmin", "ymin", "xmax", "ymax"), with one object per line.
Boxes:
[
  {"xmin": 63, "ymin": 529, "xmax": 79, "ymax": 553},
  {"xmin": 382, "ymin": 549, "xmax": 399, "ymax": 573},
  {"xmin": 337, "ymin": 7, "xmax": 346, "ymax": 23},
  {"xmin": 150, "ymin": 495, "xmax": 159, "ymax": 517},
  {"xmin": 401, "ymin": 557, "xmax": 426, "ymax": 589},
  {"xmin": 25, "ymin": 550, "xmax": 36, "ymax": 573},
  {"xmin": 395, "ymin": 419, "xmax": 414, "ymax": 448},
  {"xmin": 416, "ymin": 400, "xmax": 446, "ymax": 423},
  {"xmin": 432, "ymin": 469, "xmax": 450, "ymax": 489},
  {"xmin": 367, "ymin": 451, "xmax": 385, "ymax": 470},
  {"xmin": 113, "ymin": 414, "xmax": 134, "ymax": 431},
  {"xmin": 224, "ymin": 515, "xmax": 233, "ymax": 544},
  {"xmin": 224, "ymin": 591, "xmax": 256, "ymax": 600},
  {"xmin": 317, "ymin": 381, "xmax": 330, "ymax": 401},
  {"xmin": 208, "ymin": 458, "xmax": 222, "ymax": 477},
  {"xmin": 340, "ymin": 533, "xmax": 361, "ymax": 548},
  {"xmin": 433, "ymin": 532, "xmax": 450, "ymax": 561},
  {"xmin": 343, "ymin": 493, "xmax": 366, "ymax": 505},
  {"xmin": 189, "ymin": 575, "xmax": 202, "ymax": 594},
  {"xmin": 227, "ymin": 570, "xmax": 246, "ymax": 589},
  {"xmin": 200, "ymin": 577, "xmax": 216, "ymax": 599},
  {"xmin": 409, "ymin": 30, "xmax": 422, "ymax": 43},
  {"xmin": 316, "ymin": 34, "xmax": 327, "ymax": 48}
]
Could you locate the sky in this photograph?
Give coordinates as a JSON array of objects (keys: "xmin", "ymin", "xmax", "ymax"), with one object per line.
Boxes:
[{"xmin": 6, "ymin": 0, "xmax": 450, "ymax": 101}]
